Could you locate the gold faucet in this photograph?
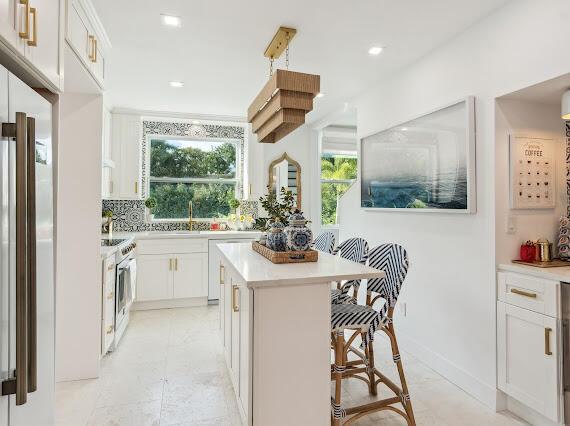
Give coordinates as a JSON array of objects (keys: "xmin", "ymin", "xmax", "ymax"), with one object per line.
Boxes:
[{"xmin": 188, "ymin": 201, "xmax": 193, "ymax": 231}]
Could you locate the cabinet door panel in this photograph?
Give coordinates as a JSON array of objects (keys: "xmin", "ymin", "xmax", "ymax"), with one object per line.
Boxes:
[
  {"xmin": 238, "ymin": 285, "xmax": 250, "ymax": 417},
  {"xmin": 497, "ymin": 301, "xmax": 560, "ymax": 422},
  {"xmin": 67, "ymin": 0, "xmax": 89, "ymax": 64},
  {"xmin": 230, "ymin": 281, "xmax": 240, "ymax": 389},
  {"xmin": 173, "ymin": 253, "xmax": 208, "ymax": 299},
  {"xmin": 0, "ymin": 0, "xmax": 28, "ymax": 55},
  {"xmin": 111, "ymin": 114, "xmax": 141, "ymax": 199},
  {"xmin": 25, "ymin": 0, "xmax": 62, "ymax": 88},
  {"xmin": 91, "ymin": 39, "xmax": 105, "ymax": 85},
  {"xmin": 136, "ymin": 254, "xmax": 172, "ymax": 301},
  {"xmin": 224, "ymin": 265, "xmax": 232, "ymax": 367}
]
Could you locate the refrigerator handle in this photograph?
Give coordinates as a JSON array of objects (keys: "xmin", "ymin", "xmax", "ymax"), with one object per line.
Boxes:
[
  {"xmin": 0, "ymin": 113, "xmax": 29, "ymax": 405},
  {"xmin": 26, "ymin": 117, "xmax": 36, "ymax": 393}
]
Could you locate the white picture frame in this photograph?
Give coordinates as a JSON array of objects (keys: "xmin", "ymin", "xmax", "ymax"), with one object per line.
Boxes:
[{"xmin": 359, "ymin": 97, "xmax": 476, "ymax": 213}]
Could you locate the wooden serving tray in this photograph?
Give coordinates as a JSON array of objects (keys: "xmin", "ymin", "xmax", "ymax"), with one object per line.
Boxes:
[
  {"xmin": 252, "ymin": 241, "xmax": 318, "ymax": 264},
  {"xmin": 512, "ymin": 259, "xmax": 570, "ymax": 268}
]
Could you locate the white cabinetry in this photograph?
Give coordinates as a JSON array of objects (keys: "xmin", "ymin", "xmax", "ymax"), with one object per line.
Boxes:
[
  {"xmin": 101, "ymin": 107, "xmax": 112, "ymax": 198},
  {"xmin": 101, "ymin": 254, "xmax": 115, "ymax": 355},
  {"xmin": 65, "ymin": 0, "xmax": 109, "ymax": 89},
  {"xmin": 221, "ymin": 261, "xmax": 251, "ymax": 422},
  {"xmin": 109, "ymin": 113, "xmax": 142, "ymax": 200},
  {"xmin": 0, "ymin": 0, "xmax": 63, "ymax": 91},
  {"xmin": 135, "ymin": 238, "xmax": 208, "ymax": 306},
  {"xmin": 497, "ymin": 271, "xmax": 563, "ymax": 423}
]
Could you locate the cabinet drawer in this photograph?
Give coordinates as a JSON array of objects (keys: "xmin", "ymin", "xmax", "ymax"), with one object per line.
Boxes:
[
  {"xmin": 136, "ymin": 238, "xmax": 208, "ymax": 255},
  {"xmin": 498, "ymin": 272, "xmax": 559, "ymax": 317}
]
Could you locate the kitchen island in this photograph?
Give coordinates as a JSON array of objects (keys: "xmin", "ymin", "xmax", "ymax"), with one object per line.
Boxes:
[{"xmin": 216, "ymin": 243, "xmax": 384, "ymax": 426}]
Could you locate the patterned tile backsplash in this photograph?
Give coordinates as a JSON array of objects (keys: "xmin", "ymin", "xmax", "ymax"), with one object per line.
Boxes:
[{"xmin": 102, "ymin": 199, "xmax": 259, "ymax": 232}]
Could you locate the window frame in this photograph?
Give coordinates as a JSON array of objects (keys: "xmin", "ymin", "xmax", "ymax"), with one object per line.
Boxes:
[
  {"xmin": 147, "ymin": 135, "xmax": 241, "ymax": 221},
  {"xmin": 320, "ymin": 150, "xmax": 357, "ymax": 227}
]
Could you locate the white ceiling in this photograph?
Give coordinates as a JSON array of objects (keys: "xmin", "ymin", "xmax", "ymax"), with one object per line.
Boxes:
[
  {"xmin": 92, "ymin": 0, "xmax": 510, "ymax": 122},
  {"xmin": 500, "ymin": 73, "xmax": 570, "ymax": 106}
]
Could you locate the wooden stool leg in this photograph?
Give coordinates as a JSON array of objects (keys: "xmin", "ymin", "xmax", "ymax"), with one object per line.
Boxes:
[
  {"xmin": 386, "ymin": 319, "xmax": 416, "ymax": 426},
  {"xmin": 332, "ymin": 330, "xmax": 346, "ymax": 426},
  {"xmin": 365, "ymin": 336, "xmax": 378, "ymax": 396}
]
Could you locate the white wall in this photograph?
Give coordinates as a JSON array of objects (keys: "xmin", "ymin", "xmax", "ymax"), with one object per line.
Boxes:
[
  {"xmin": 495, "ymin": 99, "xmax": 566, "ymax": 265},
  {"xmin": 56, "ymin": 93, "xmax": 103, "ymax": 381},
  {"xmin": 338, "ymin": 0, "xmax": 570, "ymax": 408}
]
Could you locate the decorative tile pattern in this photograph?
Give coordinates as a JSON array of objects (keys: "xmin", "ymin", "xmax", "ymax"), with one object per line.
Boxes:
[
  {"xmin": 239, "ymin": 200, "xmax": 259, "ymax": 218},
  {"xmin": 102, "ymin": 199, "xmax": 211, "ymax": 232},
  {"xmin": 140, "ymin": 120, "xmax": 246, "ymax": 198}
]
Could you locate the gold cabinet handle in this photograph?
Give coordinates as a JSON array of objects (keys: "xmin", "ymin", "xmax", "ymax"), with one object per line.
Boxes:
[
  {"xmin": 92, "ymin": 37, "xmax": 97, "ymax": 63},
  {"xmin": 169, "ymin": 258, "xmax": 172, "ymax": 271},
  {"xmin": 27, "ymin": 7, "xmax": 37, "ymax": 46},
  {"xmin": 510, "ymin": 288, "xmax": 537, "ymax": 299},
  {"xmin": 135, "ymin": 181, "xmax": 138, "ymax": 194},
  {"xmin": 107, "ymin": 264, "xmax": 114, "ymax": 271},
  {"xmin": 106, "ymin": 325, "xmax": 113, "ymax": 334},
  {"xmin": 174, "ymin": 258, "xmax": 178, "ymax": 271},
  {"xmin": 88, "ymin": 35, "xmax": 95, "ymax": 61},
  {"xmin": 19, "ymin": 0, "xmax": 30, "ymax": 39},
  {"xmin": 545, "ymin": 327, "xmax": 553, "ymax": 355},
  {"xmin": 232, "ymin": 285, "xmax": 239, "ymax": 312},
  {"xmin": 219, "ymin": 264, "xmax": 225, "ymax": 285},
  {"xmin": 106, "ymin": 291, "xmax": 114, "ymax": 300}
]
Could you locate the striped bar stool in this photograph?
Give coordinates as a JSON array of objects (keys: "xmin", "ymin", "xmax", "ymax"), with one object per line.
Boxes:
[
  {"xmin": 312, "ymin": 231, "xmax": 336, "ymax": 254},
  {"xmin": 337, "ymin": 243, "xmax": 415, "ymax": 425},
  {"xmin": 331, "ymin": 238, "xmax": 369, "ymax": 304}
]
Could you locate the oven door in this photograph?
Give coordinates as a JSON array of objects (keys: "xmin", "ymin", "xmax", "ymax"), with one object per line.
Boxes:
[{"xmin": 115, "ymin": 256, "xmax": 134, "ymax": 327}]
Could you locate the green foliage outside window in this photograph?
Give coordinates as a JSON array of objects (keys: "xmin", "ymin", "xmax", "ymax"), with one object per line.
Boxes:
[
  {"xmin": 321, "ymin": 154, "xmax": 357, "ymax": 225},
  {"xmin": 149, "ymin": 139, "xmax": 238, "ymax": 219}
]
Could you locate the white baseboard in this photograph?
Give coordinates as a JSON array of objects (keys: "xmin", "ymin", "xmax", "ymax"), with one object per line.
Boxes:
[
  {"xmin": 398, "ymin": 332, "xmax": 501, "ymax": 410},
  {"xmin": 507, "ymin": 396, "xmax": 563, "ymax": 426},
  {"xmin": 131, "ymin": 297, "xmax": 208, "ymax": 311}
]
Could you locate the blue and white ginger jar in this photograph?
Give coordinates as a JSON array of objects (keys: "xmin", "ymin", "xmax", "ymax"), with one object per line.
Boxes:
[
  {"xmin": 285, "ymin": 210, "xmax": 313, "ymax": 251},
  {"xmin": 267, "ymin": 221, "xmax": 287, "ymax": 252}
]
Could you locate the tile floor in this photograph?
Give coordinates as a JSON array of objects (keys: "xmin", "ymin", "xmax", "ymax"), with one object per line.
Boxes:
[{"xmin": 56, "ymin": 306, "xmax": 528, "ymax": 426}]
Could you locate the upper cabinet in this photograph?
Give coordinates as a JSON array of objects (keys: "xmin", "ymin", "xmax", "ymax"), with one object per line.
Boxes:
[
  {"xmin": 65, "ymin": 0, "xmax": 109, "ymax": 90},
  {"xmin": 0, "ymin": 0, "xmax": 64, "ymax": 91},
  {"xmin": 108, "ymin": 113, "xmax": 142, "ymax": 200}
]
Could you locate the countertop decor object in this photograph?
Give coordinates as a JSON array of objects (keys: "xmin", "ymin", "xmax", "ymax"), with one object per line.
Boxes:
[
  {"xmin": 519, "ymin": 240, "xmax": 537, "ymax": 262},
  {"xmin": 536, "ymin": 238, "xmax": 552, "ymax": 262},
  {"xmin": 284, "ymin": 209, "xmax": 312, "ymax": 251},
  {"xmin": 266, "ymin": 221, "xmax": 287, "ymax": 251},
  {"xmin": 247, "ymin": 27, "xmax": 320, "ymax": 144},
  {"xmin": 512, "ymin": 259, "xmax": 569, "ymax": 268},
  {"xmin": 252, "ymin": 240, "xmax": 318, "ymax": 264}
]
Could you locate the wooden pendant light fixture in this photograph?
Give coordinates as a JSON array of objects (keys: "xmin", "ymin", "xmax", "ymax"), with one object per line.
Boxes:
[{"xmin": 248, "ymin": 27, "xmax": 320, "ymax": 144}]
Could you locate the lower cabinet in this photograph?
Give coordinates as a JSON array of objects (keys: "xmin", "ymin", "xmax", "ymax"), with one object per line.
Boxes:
[
  {"xmin": 137, "ymin": 252, "xmax": 207, "ymax": 302},
  {"xmin": 496, "ymin": 271, "xmax": 563, "ymax": 423},
  {"xmin": 101, "ymin": 254, "xmax": 116, "ymax": 355},
  {"xmin": 220, "ymin": 259, "xmax": 251, "ymax": 424}
]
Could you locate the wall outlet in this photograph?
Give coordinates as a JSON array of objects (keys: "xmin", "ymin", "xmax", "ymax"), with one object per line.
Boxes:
[
  {"xmin": 398, "ymin": 302, "xmax": 407, "ymax": 317},
  {"xmin": 506, "ymin": 215, "xmax": 516, "ymax": 234}
]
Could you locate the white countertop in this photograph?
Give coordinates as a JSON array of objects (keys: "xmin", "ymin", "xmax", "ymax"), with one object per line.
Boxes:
[
  {"xmin": 218, "ymin": 242, "xmax": 385, "ymax": 288},
  {"xmin": 100, "ymin": 230, "xmax": 261, "ymax": 257},
  {"xmin": 498, "ymin": 262, "xmax": 570, "ymax": 282}
]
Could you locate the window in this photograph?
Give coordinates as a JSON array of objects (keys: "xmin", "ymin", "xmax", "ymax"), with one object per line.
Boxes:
[
  {"xmin": 149, "ymin": 138, "xmax": 238, "ymax": 219},
  {"xmin": 321, "ymin": 153, "xmax": 357, "ymax": 225}
]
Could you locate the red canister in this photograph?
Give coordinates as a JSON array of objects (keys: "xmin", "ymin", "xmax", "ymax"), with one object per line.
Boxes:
[{"xmin": 520, "ymin": 241, "xmax": 536, "ymax": 262}]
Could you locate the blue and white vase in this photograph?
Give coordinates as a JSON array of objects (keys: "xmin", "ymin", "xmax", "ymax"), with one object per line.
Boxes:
[
  {"xmin": 285, "ymin": 210, "xmax": 313, "ymax": 251},
  {"xmin": 267, "ymin": 222, "xmax": 287, "ymax": 252}
]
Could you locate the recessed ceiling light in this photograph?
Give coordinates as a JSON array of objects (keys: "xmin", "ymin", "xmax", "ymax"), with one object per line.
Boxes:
[
  {"xmin": 192, "ymin": 120, "xmax": 201, "ymax": 125},
  {"xmin": 401, "ymin": 127, "xmax": 408, "ymax": 131},
  {"xmin": 316, "ymin": 93, "xmax": 325, "ymax": 98},
  {"xmin": 169, "ymin": 81, "xmax": 184, "ymax": 88},
  {"xmin": 161, "ymin": 14, "xmax": 181, "ymax": 27},
  {"xmin": 368, "ymin": 46, "xmax": 383, "ymax": 56}
]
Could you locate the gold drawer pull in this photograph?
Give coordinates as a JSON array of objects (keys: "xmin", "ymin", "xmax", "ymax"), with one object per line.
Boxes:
[
  {"xmin": 19, "ymin": 0, "xmax": 30, "ymax": 39},
  {"xmin": 510, "ymin": 288, "xmax": 537, "ymax": 299},
  {"xmin": 169, "ymin": 258, "xmax": 172, "ymax": 270},
  {"xmin": 106, "ymin": 325, "xmax": 113, "ymax": 334},
  {"xmin": 92, "ymin": 37, "xmax": 97, "ymax": 63},
  {"xmin": 27, "ymin": 7, "xmax": 37, "ymax": 46},
  {"xmin": 545, "ymin": 327, "xmax": 552, "ymax": 355},
  {"xmin": 219, "ymin": 264, "xmax": 225, "ymax": 285},
  {"xmin": 107, "ymin": 264, "xmax": 114, "ymax": 271},
  {"xmin": 232, "ymin": 285, "xmax": 239, "ymax": 312},
  {"xmin": 174, "ymin": 257, "xmax": 178, "ymax": 271},
  {"xmin": 106, "ymin": 292, "xmax": 114, "ymax": 300},
  {"xmin": 88, "ymin": 35, "xmax": 95, "ymax": 61}
]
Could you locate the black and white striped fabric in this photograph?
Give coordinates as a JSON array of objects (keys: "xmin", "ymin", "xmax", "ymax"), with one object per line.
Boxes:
[
  {"xmin": 330, "ymin": 289, "xmax": 356, "ymax": 305},
  {"xmin": 312, "ymin": 231, "xmax": 336, "ymax": 254},
  {"xmin": 331, "ymin": 237, "xmax": 369, "ymax": 304},
  {"xmin": 331, "ymin": 303, "xmax": 381, "ymax": 347},
  {"xmin": 366, "ymin": 243, "xmax": 409, "ymax": 322}
]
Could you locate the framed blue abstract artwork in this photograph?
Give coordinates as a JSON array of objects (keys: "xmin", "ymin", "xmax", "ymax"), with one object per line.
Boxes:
[{"xmin": 360, "ymin": 97, "xmax": 476, "ymax": 213}]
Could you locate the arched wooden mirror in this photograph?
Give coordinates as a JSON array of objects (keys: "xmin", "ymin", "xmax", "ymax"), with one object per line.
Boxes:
[{"xmin": 268, "ymin": 152, "xmax": 302, "ymax": 209}]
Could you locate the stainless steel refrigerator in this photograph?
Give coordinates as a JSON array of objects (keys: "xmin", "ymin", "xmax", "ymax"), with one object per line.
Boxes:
[{"xmin": 0, "ymin": 64, "xmax": 55, "ymax": 425}]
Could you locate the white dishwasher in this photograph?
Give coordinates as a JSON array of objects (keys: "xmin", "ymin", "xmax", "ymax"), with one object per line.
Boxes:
[{"xmin": 208, "ymin": 239, "xmax": 253, "ymax": 301}]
